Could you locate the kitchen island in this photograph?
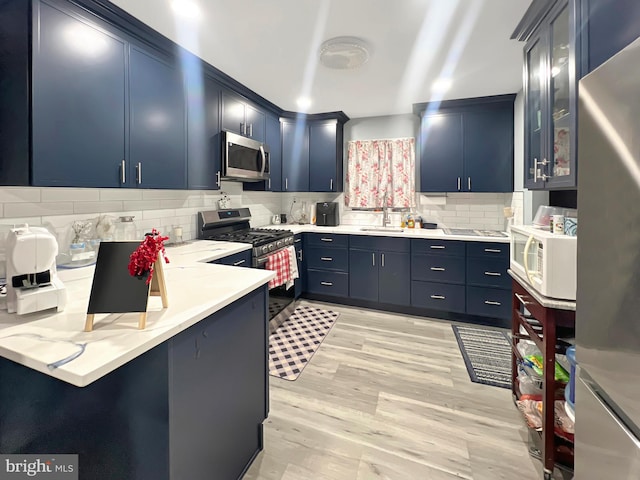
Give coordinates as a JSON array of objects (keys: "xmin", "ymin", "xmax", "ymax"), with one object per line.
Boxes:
[{"xmin": 0, "ymin": 241, "xmax": 274, "ymax": 480}]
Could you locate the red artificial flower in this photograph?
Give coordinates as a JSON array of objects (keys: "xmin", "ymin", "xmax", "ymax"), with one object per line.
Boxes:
[{"xmin": 127, "ymin": 228, "xmax": 170, "ymax": 285}]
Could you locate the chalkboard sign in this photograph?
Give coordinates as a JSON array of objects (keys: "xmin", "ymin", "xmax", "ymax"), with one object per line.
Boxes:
[{"xmin": 84, "ymin": 241, "xmax": 168, "ymax": 331}]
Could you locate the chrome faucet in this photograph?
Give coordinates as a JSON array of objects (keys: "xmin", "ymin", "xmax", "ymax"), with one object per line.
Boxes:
[{"xmin": 382, "ymin": 196, "xmax": 391, "ymax": 227}]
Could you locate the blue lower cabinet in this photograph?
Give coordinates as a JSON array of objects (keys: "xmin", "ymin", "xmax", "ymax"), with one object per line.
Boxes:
[
  {"xmin": 411, "ymin": 281, "xmax": 466, "ymax": 313},
  {"xmin": 412, "ymin": 254, "xmax": 465, "ymax": 284},
  {"xmin": 211, "ymin": 250, "xmax": 252, "ymax": 267},
  {"xmin": 294, "ymin": 236, "xmax": 303, "ymax": 298},
  {"xmin": 349, "ymin": 249, "xmax": 378, "ymax": 301},
  {"xmin": 306, "ymin": 246, "xmax": 349, "ymax": 271},
  {"xmin": 465, "ymin": 286, "xmax": 511, "ymax": 320},
  {"xmin": 306, "ymin": 270, "xmax": 349, "ymax": 297},
  {"xmin": 378, "ymin": 251, "xmax": 411, "ymax": 306}
]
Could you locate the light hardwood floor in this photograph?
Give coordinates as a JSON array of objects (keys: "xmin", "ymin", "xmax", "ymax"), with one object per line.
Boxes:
[{"xmin": 244, "ymin": 300, "xmax": 561, "ymax": 480}]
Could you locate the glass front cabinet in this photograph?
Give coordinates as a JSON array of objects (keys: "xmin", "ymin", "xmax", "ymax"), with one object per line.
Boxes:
[{"xmin": 523, "ymin": 0, "xmax": 579, "ymax": 189}]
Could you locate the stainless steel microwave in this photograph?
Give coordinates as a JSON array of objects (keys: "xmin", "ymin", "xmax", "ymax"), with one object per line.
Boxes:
[{"xmin": 222, "ymin": 130, "xmax": 270, "ymax": 181}]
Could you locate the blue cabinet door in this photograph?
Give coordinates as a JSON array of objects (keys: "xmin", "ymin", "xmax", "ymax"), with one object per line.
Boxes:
[
  {"xmin": 187, "ymin": 73, "xmax": 221, "ymax": 190},
  {"xmin": 32, "ymin": 1, "xmax": 126, "ymax": 187},
  {"xmin": 420, "ymin": 112, "xmax": 463, "ymax": 192},
  {"xmin": 378, "ymin": 251, "xmax": 410, "ymax": 306},
  {"xmin": 221, "ymin": 90, "xmax": 245, "ymax": 136},
  {"xmin": 349, "ymin": 249, "xmax": 377, "ymax": 302},
  {"xmin": 129, "ymin": 47, "xmax": 186, "ymax": 189},
  {"xmin": 266, "ymin": 115, "xmax": 282, "ymax": 191},
  {"xmin": 245, "ymin": 104, "xmax": 265, "ymax": 143},
  {"xmin": 281, "ymin": 119, "xmax": 309, "ymax": 191},
  {"xmin": 463, "ymin": 105, "xmax": 514, "ymax": 192},
  {"xmin": 309, "ymin": 120, "xmax": 338, "ymax": 192},
  {"xmin": 294, "ymin": 235, "xmax": 303, "ymax": 298}
]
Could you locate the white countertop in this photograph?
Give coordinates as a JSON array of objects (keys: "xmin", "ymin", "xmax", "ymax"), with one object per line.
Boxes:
[
  {"xmin": 508, "ymin": 269, "xmax": 576, "ymax": 311},
  {"xmin": 267, "ymin": 224, "xmax": 510, "ymax": 243},
  {"xmin": 0, "ymin": 241, "xmax": 273, "ymax": 387}
]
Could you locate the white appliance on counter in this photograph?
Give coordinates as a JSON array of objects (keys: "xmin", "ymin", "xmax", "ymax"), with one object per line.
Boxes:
[
  {"xmin": 509, "ymin": 224, "xmax": 577, "ymax": 300},
  {"xmin": 6, "ymin": 226, "xmax": 67, "ymax": 315}
]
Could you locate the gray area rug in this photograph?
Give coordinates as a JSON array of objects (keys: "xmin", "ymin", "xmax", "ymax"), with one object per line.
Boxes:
[
  {"xmin": 269, "ymin": 305, "xmax": 338, "ymax": 381},
  {"xmin": 452, "ymin": 325, "xmax": 512, "ymax": 389}
]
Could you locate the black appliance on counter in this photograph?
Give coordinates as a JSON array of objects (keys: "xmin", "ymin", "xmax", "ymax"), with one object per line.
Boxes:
[
  {"xmin": 315, "ymin": 202, "xmax": 339, "ymax": 226},
  {"xmin": 198, "ymin": 208, "xmax": 296, "ymax": 332}
]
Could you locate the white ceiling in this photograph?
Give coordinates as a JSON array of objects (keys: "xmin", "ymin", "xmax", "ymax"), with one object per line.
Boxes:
[{"xmin": 109, "ymin": 0, "xmax": 531, "ymax": 119}]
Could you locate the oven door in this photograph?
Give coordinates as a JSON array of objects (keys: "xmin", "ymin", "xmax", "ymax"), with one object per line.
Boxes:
[
  {"xmin": 256, "ymin": 253, "xmax": 297, "ymax": 334},
  {"xmin": 223, "ymin": 130, "xmax": 270, "ymax": 181}
]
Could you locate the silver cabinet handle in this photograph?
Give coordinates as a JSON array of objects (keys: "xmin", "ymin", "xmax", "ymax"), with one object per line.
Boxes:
[
  {"xmin": 430, "ymin": 245, "xmax": 445, "ymax": 249},
  {"xmin": 484, "ymin": 248, "xmax": 501, "ymax": 253},
  {"xmin": 484, "ymin": 300, "xmax": 502, "ymax": 306},
  {"xmin": 320, "ymin": 281, "xmax": 333, "ymax": 286},
  {"xmin": 372, "ymin": 253, "xmax": 375, "ymax": 266},
  {"xmin": 121, "ymin": 160, "xmax": 126, "ymax": 184},
  {"xmin": 330, "ymin": 178, "xmax": 333, "ymax": 190},
  {"xmin": 430, "ymin": 267, "xmax": 445, "ymax": 271},
  {"xmin": 240, "ymin": 122, "xmax": 245, "ymax": 135},
  {"xmin": 381, "ymin": 253, "xmax": 385, "ymax": 267},
  {"xmin": 484, "ymin": 271, "xmax": 501, "ymax": 276},
  {"xmin": 285, "ymin": 178, "xmax": 288, "ymax": 190},
  {"xmin": 320, "ymin": 257, "xmax": 333, "ymax": 261},
  {"xmin": 233, "ymin": 259, "xmax": 246, "ymax": 266},
  {"xmin": 457, "ymin": 177, "xmax": 461, "ymax": 191},
  {"xmin": 320, "ymin": 238, "xmax": 333, "ymax": 242},
  {"xmin": 216, "ymin": 171, "xmax": 221, "ymax": 187},
  {"xmin": 136, "ymin": 162, "xmax": 142, "ymax": 184},
  {"xmin": 297, "ymin": 250, "xmax": 302, "ymax": 262},
  {"xmin": 294, "ymin": 238, "xmax": 301, "ymax": 243},
  {"xmin": 430, "ymin": 295, "xmax": 446, "ymax": 300},
  {"xmin": 515, "ymin": 293, "xmax": 530, "ymax": 305},
  {"xmin": 249, "ymin": 123, "xmax": 253, "ymax": 137},
  {"xmin": 468, "ymin": 177, "xmax": 471, "ymax": 191},
  {"xmin": 534, "ymin": 158, "xmax": 549, "ymax": 182},
  {"xmin": 268, "ymin": 178, "xmax": 271, "ymax": 190}
]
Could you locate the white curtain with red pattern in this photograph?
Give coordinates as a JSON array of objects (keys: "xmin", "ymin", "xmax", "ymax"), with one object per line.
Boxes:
[{"xmin": 345, "ymin": 138, "xmax": 415, "ymax": 208}]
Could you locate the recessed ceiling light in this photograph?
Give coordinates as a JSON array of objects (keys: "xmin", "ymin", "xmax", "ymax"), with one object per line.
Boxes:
[
  {"xmin": 170, "ymin": 0, "xmax": 201, "ymax": 20},
  {"xmin": 296, "ymin": 97, "xmax": 312, "ymax": 110},
  {"xmin": 319, "ymin": 36, "xmax": 371, "ymax": 70},
  {"xmin": 432, "ymin": 78, "xmax": 452, "ymax": 93}
]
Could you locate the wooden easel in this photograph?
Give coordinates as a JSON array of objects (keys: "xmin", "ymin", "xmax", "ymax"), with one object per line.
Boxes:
[{"xmin": 84, "ymin": 242, "xmax": 169, "ymax": 332}]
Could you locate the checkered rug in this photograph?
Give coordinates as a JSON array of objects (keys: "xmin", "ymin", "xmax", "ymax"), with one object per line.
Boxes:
[{"xmin": 268, "ymin": 305, "xmax": 339, "ymax": 381}]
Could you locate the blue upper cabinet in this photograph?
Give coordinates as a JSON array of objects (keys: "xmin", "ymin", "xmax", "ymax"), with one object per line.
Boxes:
[
  {"xmin": 416, "ymin": 96, "xmax": 515, "ymax": 193},
  {"xmin": 187, "ymin": 73, "xmax": 222, "ymax": 190},
  {"xmin": 281, "ymin": 118, "xmax": 310, "ymax": 192},
  {"xmin": 266, "ymin": 115, "xmax": 282, "ymax": 191},
  {"xmin": 32, "ymin": 0, "xmax": 126, "ymax": 187},
  {"xmin": 309, "ymin": 120, "xmax": 343, "ymax": 192},
  {"xmin": 129, "ymin": 47, "xmax": 186, "ymax": 189},
  {"xmin": 583, "ymin": 0, "xmax": 640, "ymax": 73},
  {"xmin": 420, "ymin": 113, "xmax": 463, "ymax": 192},
  {"xmin": 515, "ymin": 0, "xmax": 579, "ymax": 189},
  {"xmin": 464, "ymin": 104, "xmax": 514, "ymax": 192},
  {"xmin": 221, "ymin": 90, "xmax": 265, "ymax": 142}
]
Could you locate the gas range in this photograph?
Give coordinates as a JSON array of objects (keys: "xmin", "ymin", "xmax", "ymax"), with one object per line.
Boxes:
[{"xmin": 198, "ymin": 209, "xmax": 294, "ymax": 265}]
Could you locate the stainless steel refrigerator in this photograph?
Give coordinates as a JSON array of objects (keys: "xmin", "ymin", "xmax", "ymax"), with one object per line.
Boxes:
[{"xmin": 576, "ymin": 36, "xmax": 640, "ymax": 478}]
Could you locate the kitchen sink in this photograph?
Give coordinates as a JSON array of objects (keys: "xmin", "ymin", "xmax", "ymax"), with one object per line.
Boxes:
[{"xmin": 359, "ymin": 227, "xmax": 404, "ymax": 233}]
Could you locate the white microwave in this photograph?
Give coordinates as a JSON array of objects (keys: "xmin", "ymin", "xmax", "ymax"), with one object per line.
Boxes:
[{"xmin": 510, "ymin": 225, "xmax": 577, "ymax": 300}]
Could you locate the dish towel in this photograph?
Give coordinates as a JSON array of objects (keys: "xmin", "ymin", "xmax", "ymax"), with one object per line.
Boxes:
[
  {"xmin": 285, "ymin": 245, "xmax": 299, "ymax": 290},
  {"xmin": 266, "ymin": 249, "xmax": 291, "ymax": 289}
]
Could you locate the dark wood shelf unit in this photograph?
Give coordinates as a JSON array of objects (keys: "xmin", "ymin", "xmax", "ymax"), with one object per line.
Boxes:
[{"xmin": 510, "ymin": 278, "xmax": 576, "ymax": 479}]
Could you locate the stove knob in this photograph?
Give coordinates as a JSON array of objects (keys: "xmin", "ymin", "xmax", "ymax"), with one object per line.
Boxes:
[
  {"xmin": 262, "ymin": 246, "xmax": 269, "ymax": 254},
  {"xmin": 268, "ymin": 243, "xmax": 275, "ymax": 252},
  {"xmin": 277, "ymin": 240, "xmax": 284, "ymax": 248}
]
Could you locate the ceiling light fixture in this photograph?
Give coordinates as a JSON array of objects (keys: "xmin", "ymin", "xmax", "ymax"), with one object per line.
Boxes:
[
  {"xmin": 296, "ymin": 97, "xmax": 312, "ymax": 111},
  {"xmin": 319, "ymin": 36, "xmax": 371, "ymax": 70},
  {"xmin": 432, "ymin": 78, "xmax": 452, "ymax": 93},
  {"xmin": 170, "ymin": 0, "xmax": 201, "ymax": 20}
]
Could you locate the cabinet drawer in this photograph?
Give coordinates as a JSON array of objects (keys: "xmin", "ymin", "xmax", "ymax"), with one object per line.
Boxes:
[
  {"xmin": 306, "ymin": 233, "xmax": 348, "ymax": 248},
  {"xmin": 412, "ymin": 254, "xmax": 465, "ymax": 284},
  {"xmin": 350, "ymin": 235, "xmax": 410, "ymax": 253},
  {"xmin": 411, "ymin": 239, "xmax": 465, "ymax": 256},
  {"xmin": 467, "ymin": 241, "xmax": 509, "ymax": 260},
  {"xmin": 466, "ymin": 286, "xmax": 511, "ymax": 320},
  {"xmin": 411, "ymin": 281, "xmax": 465, "ymax": 313},
  {"xmin": 306, "ymin": 270, "xmax": 349, "ymax": 297},
  {"xmin": 306, "ymin": 246, "xmax": 348, "ymax": 272},
  {"xmin": 211, "ymin": 249, "xmax": 252, "ymax": 267},
  {"xmin": 466, "ymin": 256, "xmax": 510, "ymax": 288}
]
